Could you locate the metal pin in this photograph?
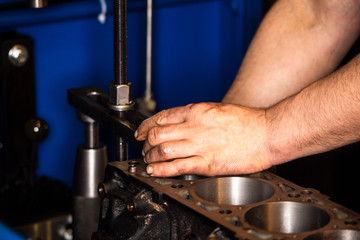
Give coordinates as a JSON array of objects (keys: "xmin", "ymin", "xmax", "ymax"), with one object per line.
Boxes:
[{"xmin": 128, "ymin": 161, "xmax": 138, "ymax": 173}]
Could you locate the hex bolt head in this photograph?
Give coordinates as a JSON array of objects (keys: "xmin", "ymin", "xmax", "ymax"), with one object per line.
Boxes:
[{"xmin": 109, "ymin": 82, "xmax": 132, "ymax": 105}]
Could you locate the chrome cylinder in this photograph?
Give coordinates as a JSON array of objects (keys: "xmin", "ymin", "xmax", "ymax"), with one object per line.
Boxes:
[
  {"xmin": 72, "ymin": 145, "xmax": 108, "ymax": 240},
  {"xmin": 73, "ymin": 145, "xmax": 107, "ymax": 198}
]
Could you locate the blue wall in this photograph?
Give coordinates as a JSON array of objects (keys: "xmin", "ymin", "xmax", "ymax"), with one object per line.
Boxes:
[
  {"xmin": 0, "ymin": 0, "xmax": 262, "ymax": 186},
  {"xmin": 0, "ymin": 223, "xmax": 24, "ymax": 240}
]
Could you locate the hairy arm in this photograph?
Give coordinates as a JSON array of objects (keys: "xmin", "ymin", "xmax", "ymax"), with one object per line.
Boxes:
[
  {"xmin": 267, "ymin": 54, "xmax": 360, "ymax": 165},
  {"xmin": 223, "ymin": 0, "xmax": 360, "ymax": 108}
]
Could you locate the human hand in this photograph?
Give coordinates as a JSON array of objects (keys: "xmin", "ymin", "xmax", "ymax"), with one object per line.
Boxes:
[{"xmin": 135, "ymin": 103, "xmax": 274, "ymax": 177}]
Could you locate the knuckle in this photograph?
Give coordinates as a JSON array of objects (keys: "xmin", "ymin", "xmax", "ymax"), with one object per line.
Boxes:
[
  {"xmin": 140, "ymin": 117, "xmax": 152, "ymax": 129},
  {"xmin": 143, "ymin": 141, "xmax": 150, "ymax": 153},
  {"xmin": 147, "ymin": 128, "xmax": 158, "ymax": 145},
  {"xmin": 185, "ymin": 103, "xmax": 195, "ymax": 109},
  {"xmin": 187, "ymin": 102, "xmax": 212, "ymax": 114},
  {"xmin": 158, "ymin": 143, "xmax": 171, "ymax": 158},
  {"xmin": 187, "ymin": 103, "xmax": 199, "ymax": 111},
  {"xmin": 145, "ymin": 149, "xmax": 155, "ymax": 163},
  {"xmin": 157, "ymin": 167, "xmax": 168, "ymax": 176},
  {"xmin": 175, "ymin": 163, "xmax": 186, "ymax": 175},
  {"xmin": 155, "ymin": 110, "xmax": 167, "ymax": 125}
]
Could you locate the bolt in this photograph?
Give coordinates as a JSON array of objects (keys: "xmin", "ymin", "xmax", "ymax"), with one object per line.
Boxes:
[
  {"xmin": 8, "ymin": 45, "xmax": 29, "ymax": 67},
  {"xmin": 127, "ymin": 202, "xmax": 135, "ymax": 212},
  {"xmin": 98, "ymin": 185, "xmax": 105, "ymax": 197},
  {"xmin": 128, "ymin": 160, "xmax": 138, "ymax": 173},
  {"xmin": 108, "ymin": 82, "xmax": 134, "ymax": 111},
  {"xmin": 98, "ymin": 181, "xmax": 118, "ymax": 197}
]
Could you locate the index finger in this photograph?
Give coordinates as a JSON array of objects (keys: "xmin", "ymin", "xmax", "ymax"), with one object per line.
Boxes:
[{"xmin": 135, "ymin": 104, "xmax": 193, "ymax": 140}]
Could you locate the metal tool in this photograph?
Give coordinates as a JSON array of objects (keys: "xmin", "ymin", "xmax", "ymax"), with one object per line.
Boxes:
[
  {"xmin": 72, "ymin": 112, "xmax": 107, "ymax": 240},
  {"xmin": 69, "ymin": 0, "xmax": 147, "ymax": 237}
]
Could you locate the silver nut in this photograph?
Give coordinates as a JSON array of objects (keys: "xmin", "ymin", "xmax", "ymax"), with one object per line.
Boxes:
[{"xmin": 109, "ymin": 82, "xmax": 132, "ymax": 105}]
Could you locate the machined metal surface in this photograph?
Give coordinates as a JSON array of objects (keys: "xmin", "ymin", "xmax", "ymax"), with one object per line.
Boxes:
[
  {"xmin": 245, "ymin": 201, "xmax": 330, "ymax": 234},
  {"xmin": 195, "ymin": 177, "xmax": 274, "ymax": 205},
  {"xmin": 304, "ymin": 229, "xmax": 360, "ymax": 240},
  {"xmin": 98, "ymin": 160, "xmax": 360, "ymax": 239},
  {"xmin": 72, "ymin": 145, "xmax": 107, "ymax": 240},
  {"xmin": 73, "ymin": 145, "xmax": 107, "ymax": 198}
]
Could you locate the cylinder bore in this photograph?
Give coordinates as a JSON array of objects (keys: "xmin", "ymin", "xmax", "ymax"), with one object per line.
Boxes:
[
  {"xmin": 194, "ymin": 177, "xmax": 274, "ymax": 205},
  {"xmin": 304, "ymin": 230, "xmax": 360, "ymax": 240},
  {"xmin": 245, "ymin": 202, "xmax": 330, "ymax": 234}
]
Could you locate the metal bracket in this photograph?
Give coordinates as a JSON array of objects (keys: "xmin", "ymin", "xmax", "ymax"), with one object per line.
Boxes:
[{"xmin": 67, "ymin": 85, "xmax": 147, "ymax": 150}]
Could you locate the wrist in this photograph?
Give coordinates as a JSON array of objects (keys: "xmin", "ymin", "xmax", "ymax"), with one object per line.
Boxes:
[{"xmin": 264, "ymin": 105, "xmax": 296, "ymax": 167}]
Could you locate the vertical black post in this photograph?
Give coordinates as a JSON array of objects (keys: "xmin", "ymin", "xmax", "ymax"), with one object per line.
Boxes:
[{"xmin": 113, "ymin": 0, "xmax": 127, "ymax": 85}]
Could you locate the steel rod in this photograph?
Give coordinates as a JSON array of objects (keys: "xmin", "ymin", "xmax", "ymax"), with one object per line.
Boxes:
[
  {"xmin": 84, "ymin": 122, "xmax": 99, "ymax": 149},
  {"xmin": 145, "ymin": 0, "xmax": 153, "ymax": 100},
  {"xmin": 115, "ymin": 136, "xmax": 128, "ymax": 161}
]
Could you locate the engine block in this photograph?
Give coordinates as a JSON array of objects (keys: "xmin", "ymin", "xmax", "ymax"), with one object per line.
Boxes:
[{"xmin": 93, "ymin": 160, "xmax": 360, "ymax": 240}]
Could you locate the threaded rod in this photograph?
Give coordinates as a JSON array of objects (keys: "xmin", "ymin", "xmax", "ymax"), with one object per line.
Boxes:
[{"xmin": 113, "ymin": 0, "xmax": 127, "ymax": 85}]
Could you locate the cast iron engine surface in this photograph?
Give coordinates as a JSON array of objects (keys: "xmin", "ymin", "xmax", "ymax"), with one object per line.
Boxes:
[{"xmin": 94, "ymin": 160, "xmax": 360, "ymax": 240}]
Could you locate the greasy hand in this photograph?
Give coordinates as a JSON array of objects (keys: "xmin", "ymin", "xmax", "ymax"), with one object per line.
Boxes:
[{"xmin": 135, "ymin": 103, "xmax": 273, "ymax": 177}]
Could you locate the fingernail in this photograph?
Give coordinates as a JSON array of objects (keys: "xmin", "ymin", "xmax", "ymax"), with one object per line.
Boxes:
[
  {"xmin": 142, "ymin": 149, "xmax": 145, "ymax": 157},
  {"xmin": 134, "ymin": 130, "xmax": 138, "ymax": 139},
  {"xmin": 143, "ymin": 155, "xmax": 147, "ymax": 164},
  {"xmin": 147, "ymin": 165, "xmax": 153, "ymax": 175}
]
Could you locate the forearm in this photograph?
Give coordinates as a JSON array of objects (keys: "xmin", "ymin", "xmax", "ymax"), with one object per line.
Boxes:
[
  {"xmin": 267, "ymin": 54, "xmax": 360, "ymax": 165},
  {"xmin": 223, "ymin": 0, "xmax": 360, "ymax": 108},
  {"xmin": 135, "ymin": 54, "xmax": 360, "ymax": 177}
]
